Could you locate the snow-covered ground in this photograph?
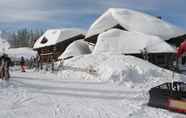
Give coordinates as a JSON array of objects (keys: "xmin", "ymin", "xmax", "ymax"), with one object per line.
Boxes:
[{"xmin": 0, "ymin": 53, "xmax": 186, "ymax": 118}]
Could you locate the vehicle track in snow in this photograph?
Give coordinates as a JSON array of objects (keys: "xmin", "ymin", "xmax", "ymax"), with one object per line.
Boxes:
[
  {"xmin": 11, "ymin": 74, "xmax": 143, "ymax": 100},
  {"xmin": 0, "ymin": 71, "xmax": 185, "ymax": 118}
]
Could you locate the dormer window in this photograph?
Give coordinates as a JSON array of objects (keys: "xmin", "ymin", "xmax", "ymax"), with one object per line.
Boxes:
[{"xmin": 41, "ymin": 37, "xmax": 48, "ymax": 44}]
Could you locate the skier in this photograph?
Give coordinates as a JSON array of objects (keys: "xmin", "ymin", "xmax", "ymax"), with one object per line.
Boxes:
[
  {"xmin": 0, "ymin": 53, "xmax": 12, "ymax": 80},
  {"xmin": 20, "ymin": 56, "xmax": 26, "ymax": 72}
]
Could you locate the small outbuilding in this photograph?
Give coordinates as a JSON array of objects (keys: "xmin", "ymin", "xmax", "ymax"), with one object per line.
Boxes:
[{"xmin": 33, "ymin": 28, "xmax": 85, "ymax": 63}]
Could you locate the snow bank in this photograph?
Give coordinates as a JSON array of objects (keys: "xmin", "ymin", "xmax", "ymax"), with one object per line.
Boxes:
[
  {"xmin": 33, "ymin": 28, "xmax": 86, "ymax": 49},
  {"xmin": 86, "ymin": 8, "xmax": 185, "ymax": 40},
  {"xmin": 58, "ymin": 40, "xmax": 91, "ymax": 59},
  {"xmin": 94, "ymin": 29, "xmax": 176, "ymax": 54},
  {"xmin": 6, "ymin": 47, "xmax": 37, "ymax": 59},
  {"xmin": 0, "ymin": 53, "xmax": 185, "ymax": 118},
  {"xmin": 59, "ymin": 53, "xmax": 183, "ymax": 88}
]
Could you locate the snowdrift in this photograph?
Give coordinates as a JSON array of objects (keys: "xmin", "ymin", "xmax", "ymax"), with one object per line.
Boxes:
[
  {"xmin": 33, "ymin": 28, "xmax": 86, "ymax": 49},
  {"xmin": 94, "ymin": 29, "xmax": 176, "ymax": 54},
  {"xmin": 86, "ymin": 8, "xmax": 185, "ymax": 40},
  {"xmin": 59, "ymin": 53, "xmax": 183, "ymax": 88},
  {"xmin": 58, "ymin": 40, "xmax": 91, "ymax": 59},
  {"xmin": 0, "ymin": 53, "xmax": 185, "ymax": 118}
]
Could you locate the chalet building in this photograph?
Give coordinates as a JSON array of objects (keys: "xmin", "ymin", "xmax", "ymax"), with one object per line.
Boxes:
[
  {"xmin": 33, "ymin": 28, "xmax": 85, "ymax": 63},
  {"xmin": 94, "ymin": 29, "xmax": 177, "ymax": 70},
  {"xmin": 85, "ymin": 8, "xmax": 186, "ymax": 47}
]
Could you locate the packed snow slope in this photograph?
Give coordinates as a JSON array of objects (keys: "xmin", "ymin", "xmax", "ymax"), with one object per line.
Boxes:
[
  {"xmin": 59, "ymin": 53, "xmax": 184, "ymax": 84},
  {"xmin": 86, "ymin": 8, "xmax": 185, "ymax": 40},
  {"xmin": 94, "ymin": 29, "xmax": 176, "ymax": 54},
  {"xmin": 0, "ymin": 53, "xmax": 186, "ymax": 118}
]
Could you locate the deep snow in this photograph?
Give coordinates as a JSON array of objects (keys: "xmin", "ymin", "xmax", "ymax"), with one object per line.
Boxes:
[
  {"xmin": 0, "ymin": 53, "xmax": 185, "ymax": 118},
  {"xmin": 33, "ymin": 28, "xmax": 85, "ymax": 49},
  {"xmin": 94, "ymin": 29, "xmax": 176, "ymax": 54},
  {"xmin": 86, "ymin": 8, "xmax": 185, "ymax": 40},
  {"xmin": 1, "ymin": 7, "xmax": 185, "ymax": 118},
  {"xmin": 58, "ymin": 40, "xmax": 91, "ymax": 59}
]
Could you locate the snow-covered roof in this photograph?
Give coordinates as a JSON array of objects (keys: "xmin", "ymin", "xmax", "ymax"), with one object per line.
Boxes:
[
  {"xmin": 33, "ymin": 28, "xmax": 86, "ymax": 49},
  {"xmin": 86, "ymin": 8, "xmax": 185, "ymax": 40},
  {"xmin": 6, "ymin": 47, "xmax": 37, "ymax": 59},
  {"xmin": 58, "ymin": 40, "xmax": 91, "ymax": 59},
  {"xmin": 93, "ymin": 29, "xmax": 176, "ymax": 54}
]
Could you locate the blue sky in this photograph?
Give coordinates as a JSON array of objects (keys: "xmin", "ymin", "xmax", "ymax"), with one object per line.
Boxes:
[{"xmin": 0, "ymin": 0, "xmax": 186, "ymax": 31}]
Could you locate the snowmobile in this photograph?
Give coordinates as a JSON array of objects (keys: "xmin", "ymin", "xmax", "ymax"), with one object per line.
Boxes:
[{"xmin": 148, "ymin": 81, "xmax": 186, "ymax": 114}]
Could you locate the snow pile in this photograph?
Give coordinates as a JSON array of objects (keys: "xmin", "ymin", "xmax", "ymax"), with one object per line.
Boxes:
[
  {"xmin": 0, "ymin": 53, "xmax": 185, "ymax": 118},
  {"xmin": 86, "ymin": 8, "xmax": 185, "ymax": 40},
  {"xmin": 6, "ymin": 47, "xmax": 37, "ymax": 59},
  {"xmin": 58, "ymin": 40, "xmax": 91, "ymax": 59},
  {"xmin": 0, "ymin": 38, "xmax": 10, "ymax": 54},
  {"xmin": 33, "ymin": 28, "xmax": 85, "ymax": 49},
  {"xmin": 94, "ymin": 29, "xmax": 176, "ymax": 54},
  {"xmin": 59, "ymin": 53, "xmax": 182, "ymax": 87}
]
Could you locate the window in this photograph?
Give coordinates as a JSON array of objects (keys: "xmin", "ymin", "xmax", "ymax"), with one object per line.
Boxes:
[
  {"xmin": 41, "ymin": 37, "xmax": 48, "ymax": 44},
  {"xmin": 156, "ymin": 55, "xmax": 165, "ymax": 65},
  {"xmin": 159, "ymin": 84, "xmax": 168, "ymax": 90}
]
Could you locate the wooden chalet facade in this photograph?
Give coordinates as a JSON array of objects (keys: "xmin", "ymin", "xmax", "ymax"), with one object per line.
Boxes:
[
  {"xmin": 85, "ymin": 24, "xmax": 126, "ymax": 44},
  {"xmin": 34, "ymin": 30, "xmax": 85, "ymax": 63},
  {"xmin": 126, "ymin": 53, "xmax": 176, "ymax": 70}
]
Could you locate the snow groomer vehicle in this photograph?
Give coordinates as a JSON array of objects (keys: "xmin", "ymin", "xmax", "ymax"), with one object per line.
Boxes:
[{"xmin": 148, "ymin": 81, "xmax": 186, "ymax": 113}]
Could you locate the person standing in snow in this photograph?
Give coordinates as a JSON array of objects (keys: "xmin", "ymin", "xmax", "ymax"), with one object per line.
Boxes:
[
  {"xmin": 20, "ymin": 56, "xmax": 26, "ymax": 72},
  {"xmin": 0, "ymin": 53, "xmax": 12, "ymax": 80},
  {"xmin": 35, "ymin": 53, "xmax": 42, "ymax": 70},
  {"xmin": 141, "ymin": 48, "xmax": 149, "ymax": 61}
]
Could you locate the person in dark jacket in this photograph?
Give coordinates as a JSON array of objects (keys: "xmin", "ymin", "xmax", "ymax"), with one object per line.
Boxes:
[
  {"xmin": 0, "ymin": 53, "xmax": 12, "ymax": 80},
  {"xmin": 20, "ymin": 56, "xmax": 26, "ymax": 72}
]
